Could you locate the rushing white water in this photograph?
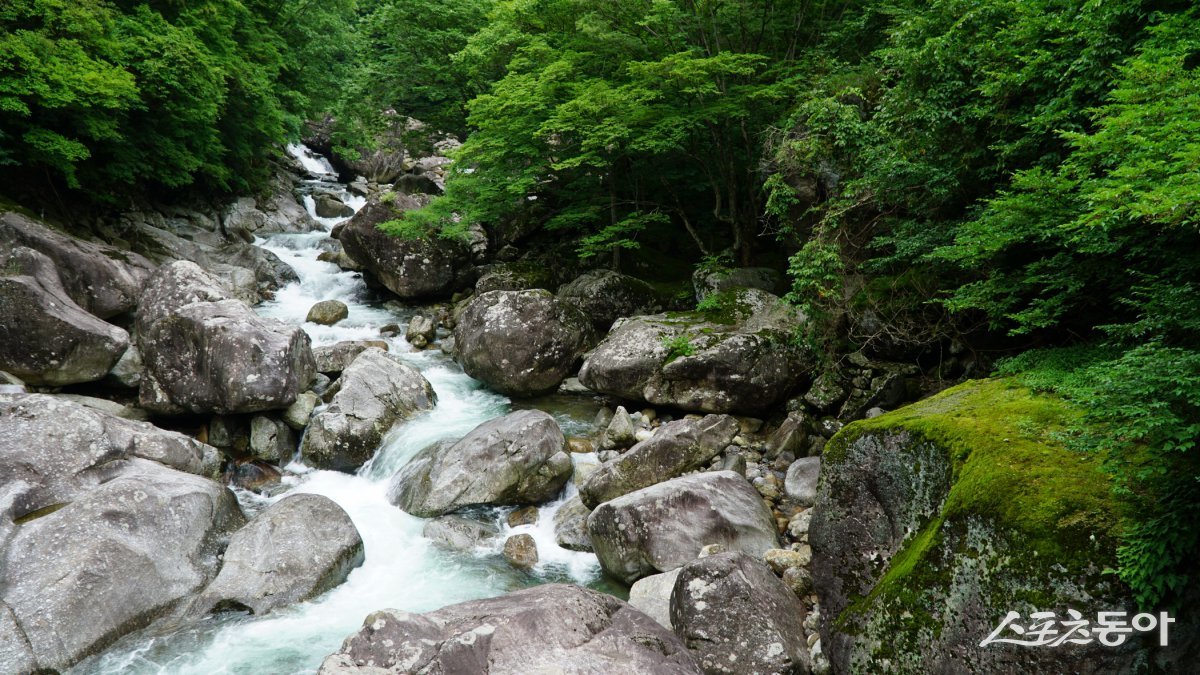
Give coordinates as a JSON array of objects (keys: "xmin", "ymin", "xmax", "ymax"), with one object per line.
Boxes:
[
  {"xmin": 286, "ymin": 143, "xmax": 339, "ymax": 182},
  {"xmin": 81, "ymin": 146, "xmax": 605, "ymax": 675}
]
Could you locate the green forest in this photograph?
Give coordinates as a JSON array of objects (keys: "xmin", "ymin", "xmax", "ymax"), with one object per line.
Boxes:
[{"xmin": 3, "ymin": 0, "xmax": 1198, "ymax": 610}]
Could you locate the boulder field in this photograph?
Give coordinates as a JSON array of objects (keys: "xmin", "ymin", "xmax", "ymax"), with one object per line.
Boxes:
[
  {"xmin": 4, "ymin": 152, "xmax": 1194, "ymax": 675},
  {"xmin": 579, "ymin": 288, "xmax": 813, "ymax": 415},
  {"xmin": 0, "ymin": 394, "xmax": 365, "ymax": 673}
]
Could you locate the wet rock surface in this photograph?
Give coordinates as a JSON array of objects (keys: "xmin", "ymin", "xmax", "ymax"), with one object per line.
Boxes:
[
  {"xmin": 389, "ymin": 410, "xmax": 572, "ymax": 517},
  {"xmin": 301, "ymin": 348, "xmax": 436, "ymax": 471},
  {"xmin": 318, "ymin": 584, "xmax": 702, "ymax": 674},
  {"xmin": 192, "ymin": 494, "xmax": 363, "ymax": 616},
  {"xmin": 587, "ymin": 471, "xmax": 780, "ymax": 584},
  {"xmin": 423, "ymin": 516, "xmax": 499, "ymax": 552}
]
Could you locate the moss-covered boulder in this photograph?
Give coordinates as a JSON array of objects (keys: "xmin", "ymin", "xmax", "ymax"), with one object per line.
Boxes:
[
  {"xmin": 692, "ymin": 266, "xmax": 782, "ymax": 302},
  {"xmin": 337, "ymin": 197, "xmax": 472, "ymax": 299},
  {"xmin": 557, "ymin": 269, "xmax": 665, "ymax": 330},
  {"xmin": 474, "ymin": 261, "xmax": 558, "ymax": 294},
  {"xmin": 578, "ymin": 288, "xmax": 811, "ymax": 415},
  {"xmin": 810, "ymin": 378, "xmax": 1166, "ymax": 673}
]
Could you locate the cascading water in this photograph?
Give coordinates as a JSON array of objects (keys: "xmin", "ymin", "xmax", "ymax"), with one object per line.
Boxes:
[{"xmin": 81, "ymin": 146, "xmax": 606, "ymax": 674}]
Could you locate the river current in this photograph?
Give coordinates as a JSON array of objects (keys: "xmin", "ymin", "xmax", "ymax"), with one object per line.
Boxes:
[{"xmin": 81, "ymin": 145, "xmax": 606, "ymax": 674}]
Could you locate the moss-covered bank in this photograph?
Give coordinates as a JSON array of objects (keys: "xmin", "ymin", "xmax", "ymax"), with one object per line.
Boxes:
[{"xmin": 810, "ymin": 379, "xmax": 1187, "ymax": 673}]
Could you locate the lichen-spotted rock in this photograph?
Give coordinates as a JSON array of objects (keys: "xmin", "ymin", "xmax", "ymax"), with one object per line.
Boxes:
[
  {"xmin": 317, "ymin": 584, "xmax": 701, "ymax": 674},
  {"xmin": 453, "ymin": 289, "xmax": 594, "ymax": 397},
  {"xmin": 301, "ymin": 348, "xmax": 436, "ymax": 471},
  {"xmin": 389, "ymin": 410, "xmax": 572, "ymax": 517},
  {"xmin": 136, "ymin": 261, "xmax": 315, "ymax": 415},
  {"xmin": 587, "ymin": 470, "xmax": 779, "ymax": 584},
  {"xmin": 809, "ymin": 379, "xmax": 1192, "ymax": 673},
  {"xmin": 579, "ymin": 289, "xmax": 810, "ymax": 415}
]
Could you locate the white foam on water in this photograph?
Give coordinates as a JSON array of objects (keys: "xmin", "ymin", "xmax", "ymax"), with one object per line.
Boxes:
[
  {"xmin": 286, "ymin": 143, "xmax": 339, "ymax": 180},
  {"xmin": 79, "ymin": 149, "xmax": 603, "ymax": 675}
]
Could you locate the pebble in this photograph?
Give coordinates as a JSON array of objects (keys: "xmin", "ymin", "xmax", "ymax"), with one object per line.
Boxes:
[
  {"xmin": 788, "ymin": 509, "xmax": 812, "ymax": 542},
  {"xmin": 764, "ymin": 548, "xmax": 806, "ymax": 575},
  {"xmin": 506, "ymin": 506, "xmax": 539, "ymax": 527},
  {"xmin": 503, "ymin": 534, "xmax": 539, "ymax": 570},
  {"xmin": 566, "ymin": 437, "xmax": 594, "ymax": 453}
]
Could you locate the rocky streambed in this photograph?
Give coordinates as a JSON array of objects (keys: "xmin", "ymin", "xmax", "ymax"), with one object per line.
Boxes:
[{"xmin": 1, "ymin": 143, "xmax": 1189, "ymax": 674}]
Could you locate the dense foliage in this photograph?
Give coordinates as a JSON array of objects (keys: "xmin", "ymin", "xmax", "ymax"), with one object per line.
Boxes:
[
  {"xmin": 0, "ymin": 0, "xmax": 357, "ymax": 201},
  {"xmin": 3, "ymin": 0, "xmax": 1196, "ymax": 609},
  {"xmin": 334, "ymin": 0, "xmax": 494, "ymax": 144},
  {"xmin": 355, "ymin": 0, "xmax": 1196, "ymax": 607},
  {"xmin": 368, "ymin": 0, "xmax": 820, "ymax": 265}
]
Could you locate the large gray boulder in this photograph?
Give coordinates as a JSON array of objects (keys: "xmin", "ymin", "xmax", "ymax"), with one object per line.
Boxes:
[
  {"xmin": 0, "ymin": 394, "xmax": 221, "ymax": 487},
  {"xmin": 580, "ymin": 414, "xmax": 739, "ymax": 509},
  {"xmin": 338, "ymin": 198, "xmax": 471, "ymax": 299},
  {"xmin": 389, "ymin": 410, "xmax": 572, "ymax": 517},
  {"xmin": 308, "ymin": 299, "xmax": 349, "ymax": 325},
  {"xmin": 0, "ymin": 211, "xmax": 154, "ymax": 319},
  {"xmin": 315, "ymin": 194, "xmax": 355, "ymax": 219},
  {"xmin": 136, "ymin": 261, "xmax": 316, "ymax": 415},
  {"xmin": 0, "ymin": 392, "xmax": 231, "ymax": 672},
  {"xmin": 301, "ymin": 348, "xmax": 436, "ymax": 471},
  {"xmin": 0, "ymin": 247, "xmax": 130, "ymax": 385},
  {"xmin": 2, "ymin": 390, "xmax": 218, "ymax": 578},
  {"xmin": 556, "ymin": 269, "xmax": 662, "ymax": 330},
  {"xmin": 784, "ymin": 457, "xmax": 821, "ymax": 506},
  {"xmin": 0, "ymin": 458, "xmax": 243, "ymax": 673},
  {"xmin": 692, "ymin": 266, "xmax": 782, "ymax": 302},
  {"xmin": 670, "ymin": 552, "xmax": 810, "ymax": 675},
  {"xmin": 317, "ymin": 584, "xmax": 701, "ymax": 674},
  {"xmin": 808, "ymin": 379, "xmax": 1177, "ymax": 673},
  {"xmin": 454, "ymin": 290, "xmax": 594, "ymax": 397},
  {"xmin": 553, "ymin": 495, "xmax": 593, "ymax": 552},
  {"xmin": 587, "ymin": 471, "xmax": 779, "ymax": 584},
  {"xmin": 192, "ymin": 494, "xmax": 363, "ymax": 616},
  {"xmin": 313, "ymin": 340, "xmax": 389, "ymax": 375},
  {"xmin": 579, "ymin": 289, "xmax": 809, "ymax": 415}
]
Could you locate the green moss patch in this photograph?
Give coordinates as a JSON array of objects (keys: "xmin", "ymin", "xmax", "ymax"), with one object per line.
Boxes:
[{"xmin": 830, "ymin": 378, "xmax": 1129, "ymax": 632}]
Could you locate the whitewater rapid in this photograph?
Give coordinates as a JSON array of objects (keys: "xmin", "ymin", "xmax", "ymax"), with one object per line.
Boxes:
[{"xmin": 82, "ymin": 146, "xmax": 604, "ymax": 674}]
